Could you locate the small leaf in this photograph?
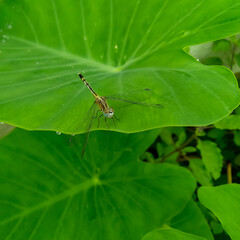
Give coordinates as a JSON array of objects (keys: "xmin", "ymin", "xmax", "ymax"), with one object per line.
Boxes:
[
  {"xmin": 140, "ymin": 151, "xmax": 155, "ymax": 163},
  {"xmin": 159, "ymin": 128, "xmax": 174, "ymax": 145},
  {"xmin": 212, "ymin": 39, "xmax": 231, "ymax": 52},
  {"xmin": 235, "ymin": 53, "xmax": 240, "ymax": 67},
  {"xmin": 156, "ymin": 142, "xmax": 164, "ymax": 157},
  {"xmin": 202, "ymin": 57, "xmax": 223, "ymax": 65},
  {"xmin": 189, "ymin": 158, "xmax": 213, "ymax": 186},
  {"xmin": 141, "ymin": 228, "xmax": 207, "ymax": 240},
  {"xmin": 182, "ymin": 146, "xmax": 196, "ymax": 153},
  {"xmin": 198, "ymin": 184, "xmax": 240, "ymax": 240},
  {"xmin": 207, "ymin": 128, "xmax": 225, "ymax": 140},
  {"xmin": 215, "ymin": 114, "xmax": 240, "ymax": 130},
  {"xmin": 233, "ymin": 130, "xmax": 240, "ymax": 146},
  {"xmin": 197, "ymin": 140, "xmax": 223, "ymax": 180},
  {"xmin": 233, "ymin": 154, "xmax": 240, "ymax": 166}
]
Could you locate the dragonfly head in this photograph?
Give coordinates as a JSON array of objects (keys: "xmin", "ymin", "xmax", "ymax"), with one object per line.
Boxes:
[{"xmin": 104, "ymin": 108, "xmax": 114, "ymax": 118}]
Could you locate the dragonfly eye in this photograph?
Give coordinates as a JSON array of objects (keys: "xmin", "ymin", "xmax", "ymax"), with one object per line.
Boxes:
[{"xmin": 107, "ymin": 108, "xmax": 114, "ymax": 118}]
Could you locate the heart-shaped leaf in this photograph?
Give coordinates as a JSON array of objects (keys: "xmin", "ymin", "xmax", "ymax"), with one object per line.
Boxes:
[
  {"xmin": 0, "ymin": 0, "xmax": 240, "ymax": 134},
  {"xmin": 0, "ymin": 129, "xmax": 196, "ymax": 240},
  {"xmin": 198, "ymin": 184, "xmax": 240, "ymax": 240}
]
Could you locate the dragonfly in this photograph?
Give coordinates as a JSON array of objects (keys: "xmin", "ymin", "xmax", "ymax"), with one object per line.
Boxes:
[{"xmin": 71, "ymin": 73, "xmax": 163, "ymax": 157}]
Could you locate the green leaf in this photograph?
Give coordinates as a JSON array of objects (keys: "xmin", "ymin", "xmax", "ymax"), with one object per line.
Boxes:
[
  {"xmin": 207, "ymin": 128, "xmax": 225, "ymax": 140},
  {"xmin": 233, "ymin": 130, "xmax": 240, "ymax": 146},
  {"xmin": 159, "ymin": 127, "xmax": 187, "ymax": 147},
  {"xmin": 209, "ymin": 221, "xmax": 223, "ymax": 235},
  {"xmin": 182, "ymin": 146, "xmax": 196, "ymax": 153},
  {"xmin": 141, "ymin": 228, "xmax": 207, "ymax": 240},
  {"xmin": 198, "ymin": 184, "xmax": 240, "ymax": 240},
  {"xmin": 215, "ymin": 114, "xmax": 240, "ymax": 129},
  {"xmin": 212, "ymin": 39, "xmax": 231, "ymax": 52},
  {"xmin": 0, "ymin": 129, "xmax": 196, "ymax": 240},
  {"xmin": 0, "ymin": 0, "xmax": 240, "ymax": 134},
  {"xmin": 189, "ymin": 158, "xmax": 213, "ymax": 186},
  {"xmin": 202, "ymin": 57, "xmax": 223, "ymax": 66},
  {"xmin": 235, "ymin": 53, "xmax": 240, "ymax": 67},
  {"xmin": 169, "ymin": 200, "xmax": 214, "ymax": 240},
  {"xmin": 197, "ymin": 140, "xmax": 223, "ymax": 180}
]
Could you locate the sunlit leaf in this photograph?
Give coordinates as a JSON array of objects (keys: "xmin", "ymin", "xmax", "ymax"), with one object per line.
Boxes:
[{"xmin": 0, "ymin": 0, "xmax": 240, "ymax": 134}]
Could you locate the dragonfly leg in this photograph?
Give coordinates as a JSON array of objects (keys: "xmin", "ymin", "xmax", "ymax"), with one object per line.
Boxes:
[
  {"xmin": 94, "ymin": 110, "xmax": 101, "ymax": 118},
  {"xmin": 112, "ymin": 117, "xmax": 117, "ymax": 128},
  {"xmin": 97, "ymin": 114, "xmax": 103, "ymax": 128},
  {"xmin": 105, "ymin": 117, "xmax": 109, "ymax": 130},
  {"xmin": 113, "ymin": 115, "xmax": 120, "ymax": 121}
]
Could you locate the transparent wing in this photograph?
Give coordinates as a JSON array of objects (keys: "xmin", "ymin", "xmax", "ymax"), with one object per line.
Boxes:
[
  {"xmin": 80, "ymin": 103, "xmax": 98, "ymax": 158},
  {"xmin": 105, "ymin": 89, "xmax": 163, "ymax": 109},
  {"xmin": 69, "ymin": 102, "xmax": 98, "ymax": 158}
]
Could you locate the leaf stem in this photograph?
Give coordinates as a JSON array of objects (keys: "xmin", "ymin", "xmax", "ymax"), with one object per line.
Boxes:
[
  {"xmin": 159, "ymin": 131, "xmax": 197, "ymax": 163},
  {"xmin": 227, "ymin": 162, "xmax": 232, "ymax": 183}
]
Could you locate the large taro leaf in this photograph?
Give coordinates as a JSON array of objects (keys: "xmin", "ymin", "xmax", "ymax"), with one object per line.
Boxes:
[
  {"xmin": 0, "ymin": 0, "xmax": 240, "ymax": 134},
  {"xmin": 0, "ymin": 129, "xmax": 196, "ymax": 240}
]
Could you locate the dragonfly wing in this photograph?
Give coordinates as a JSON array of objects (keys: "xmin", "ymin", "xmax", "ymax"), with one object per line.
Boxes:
[
  {"xmin": 105, "ymin": 96, "xmax": 164, "ymax": 109},
  {"xmin": 69, "ymin": 102, "xmax": 98, "ymax": 158},
  {"xmin": 80, "ymin": 103, "xmax": 98, "ymax": 158}
]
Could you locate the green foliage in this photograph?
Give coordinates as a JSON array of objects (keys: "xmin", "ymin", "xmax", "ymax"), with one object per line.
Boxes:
[
  {"xmin": 197, "ymin": 140, "xmax": 223, "ymax": 180},
  {"xmin": 0, "ymin": 129, "xmax": 196, "ymax": 240},
  {"xmin": 0, "ymin": 0, "xmax": 240, "ymax": 134},
  {"xmin": 1, "ymin": 0, "xmax": 240, "ymax": 239},
  {"xmin": 189, "ymin": 158, "xmax": 213, "ymax": 186},
  {"xmin": 215, "ymin": 114, "xmax": 240, "ymax": 130},
  {"xmin": 198, "ymin": 184, "xmax": 240, "ymax": 240}
]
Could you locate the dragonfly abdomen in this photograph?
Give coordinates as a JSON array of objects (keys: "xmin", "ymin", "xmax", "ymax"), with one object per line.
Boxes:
[{"xmin": 79, "ymin": 73, "xmax": 98, "ymax": 98}]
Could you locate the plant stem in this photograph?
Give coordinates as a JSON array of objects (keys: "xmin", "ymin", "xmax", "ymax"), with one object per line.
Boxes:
[
  {"xmin": 227, "ymin": 162, "xmax": 232, "ymax": 184},
  {"xmin": 159, "ymin": 131, "xmax": 197, "ymax": 163}
]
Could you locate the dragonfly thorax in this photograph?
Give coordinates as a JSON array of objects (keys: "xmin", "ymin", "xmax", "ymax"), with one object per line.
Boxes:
[
  {"xmin": 103, "ymin": 108, "xmax": 114, "ymax": 118},
  {"xmin": 95, "ymin": 96, "xmax": 114, "ymax": 118}
]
